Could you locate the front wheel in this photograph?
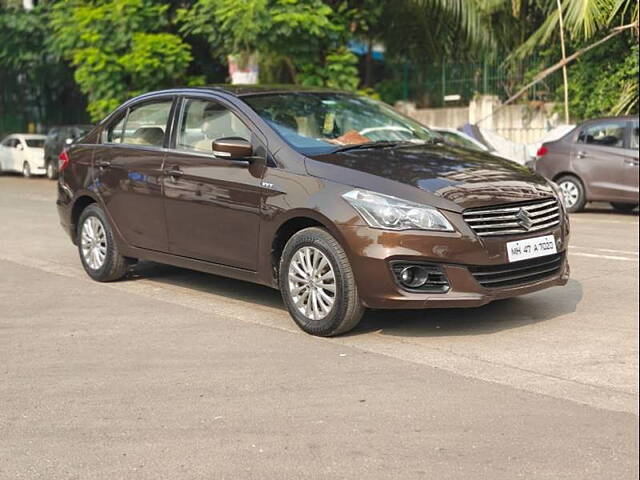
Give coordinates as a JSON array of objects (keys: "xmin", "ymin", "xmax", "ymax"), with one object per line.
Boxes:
[
  {"xmin": 77, "ymin": 204, "xmax": 131, "ymax": 282},
  {"xmin": 610, "ymin": 202, "xmax": 638, "ymax": 213},
  {"xmin": 22, "ymin": 161, "xmax": 31, "ymax": 178},
  {"xmin": 556, "ymin": 175, "xmax": 586, "ymax": 213},
  {"xmin": 279, "ymin": 227, "xmax": 364, "ymax": 337}
]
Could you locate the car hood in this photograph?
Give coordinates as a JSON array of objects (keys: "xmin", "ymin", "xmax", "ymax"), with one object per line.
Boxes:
[{"xmin": 306, "ymin": 143, "xmax": 555, "ymax": 211}]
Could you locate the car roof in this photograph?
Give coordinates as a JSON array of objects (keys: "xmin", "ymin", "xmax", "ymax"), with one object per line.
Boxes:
[
  {"xmin": 581, "ymin": 115, "xmax": 638, "ymax": 123},
  {"xmin": 50, "ymin": 125, "xmax": 93, "ymax": 130},
  {"xmin": 185, "ymin": 84, "xmax": 343, "ymax": 97},
  {"xmin": 12, "ymin": 134, "xmax": 47, "ymax": 139}
]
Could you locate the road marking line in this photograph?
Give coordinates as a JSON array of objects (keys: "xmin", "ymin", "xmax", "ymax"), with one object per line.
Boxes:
[
  {"xmin": 570, "ymin": 218, "xmax": 639, "ymax": 225},
  {"xmin": 571, "ymin": 246, "xmax": 639, "ymax": 256},
  {"xmin": 569, "ymin": 251, "xmax": 639, "ymax": 261}
]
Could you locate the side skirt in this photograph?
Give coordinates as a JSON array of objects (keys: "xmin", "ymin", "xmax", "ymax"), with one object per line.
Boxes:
[{"xmin": 119, "ymin": 244, "xmax": 276, "ymax": 289}]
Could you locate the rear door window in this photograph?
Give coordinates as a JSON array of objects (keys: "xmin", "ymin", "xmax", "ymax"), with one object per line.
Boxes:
[
  {"xmin": 106, "ymin": 116, "xmax": 127, "ymax": 144},
  {"xmin": 121, "ymin": 101, "xmax": 172, "ymax": 147},
  {"xmin": 577, "ymin": 121, "xmax": 626, "ymax": 149},
  {"xmin": 630, "ymin": 120, "xmax": 639, "ymax": 151}
]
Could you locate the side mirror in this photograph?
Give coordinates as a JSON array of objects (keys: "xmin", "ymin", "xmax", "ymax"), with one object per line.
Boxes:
[
  {"xmin": 212, "ymin": 137, "xmax": 253, "ymax": 160},
  {"xmin": 16, "ymin": 143, "xmax": 24, "ymax": 151},
  {"xmin": 65, "ymin": 137, "xmax": 74, "ymax": 145}
]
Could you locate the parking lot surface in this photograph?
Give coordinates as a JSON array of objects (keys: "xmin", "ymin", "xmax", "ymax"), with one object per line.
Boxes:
[{"xmin": 1, "ymin": 175, "xmax": 638, "ymax": 479}]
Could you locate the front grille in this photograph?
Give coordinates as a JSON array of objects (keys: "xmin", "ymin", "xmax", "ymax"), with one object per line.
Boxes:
[
  {"xmin": 463, "ymin": 198, "xmax": 560, "ymax": 237},
  {"xmin": 469, "ymin": 253, "xmax": 564, "ymax": 289}
]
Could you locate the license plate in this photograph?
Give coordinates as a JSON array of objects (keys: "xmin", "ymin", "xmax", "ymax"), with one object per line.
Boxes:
[{"xmin": 506, "ymin": 235, "xmax": 557, "ymax": 263}]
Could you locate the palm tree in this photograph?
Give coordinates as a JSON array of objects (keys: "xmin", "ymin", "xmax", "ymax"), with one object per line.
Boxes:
[{"xmin": 417, "ymin": 0, "xmax": 638, "ymax": 113}]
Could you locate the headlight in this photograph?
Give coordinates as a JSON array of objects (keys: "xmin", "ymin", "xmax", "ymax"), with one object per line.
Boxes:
[{"xmin": 342, "ymin": 189, "xmax": 454, "ymax": 231}]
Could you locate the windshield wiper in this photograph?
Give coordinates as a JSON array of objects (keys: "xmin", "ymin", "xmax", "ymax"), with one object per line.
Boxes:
[{"xmin": 331, "ymin": 141, "xmax": 411, "ymax": 153}]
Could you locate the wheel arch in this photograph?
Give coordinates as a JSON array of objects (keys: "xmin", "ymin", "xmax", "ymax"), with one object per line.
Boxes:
[
  {"xmin": 70, "ymin": 193, "xmax": 100, "ymax": 241},
  {"xmin": 268, "ymin": 210, "xmax": 350, "ymax": 284},
  {"xmin": 553, "ymin": 172, "xmax": 588, "ymax": 199}
]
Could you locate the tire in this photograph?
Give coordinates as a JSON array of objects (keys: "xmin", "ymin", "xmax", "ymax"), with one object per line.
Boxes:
[
  {"xmin": 556, "ymin": 175, "xmax": 586, "ymax": 213},
  {"xmin": 610, "ymin": 202, "xmax": 638, "ymax": 213},
  {"xmin": 279, "ymin": 227, "xmax": 364, "ymax": 337},
  {"xmin": 77, "ymin": 204, "xmax": 131, "ymax": 282},
  {"xmin": 46, "ymin": 160, "xmax": 57, "ymax": 180},
  {"xmin": 22, "ymin": 161, "xmax": 31, "ymax": 178}
]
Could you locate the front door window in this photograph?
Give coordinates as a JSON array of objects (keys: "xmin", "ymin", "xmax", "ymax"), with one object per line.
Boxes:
[{"xmin": 176, "ymin": 98, "xmax": 252, "ymax": 154}]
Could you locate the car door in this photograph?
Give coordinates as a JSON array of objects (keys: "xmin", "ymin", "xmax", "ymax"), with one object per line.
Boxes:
[
  {"xmin": 572, "ymin": 119, "xmax": 629, "ymax": 201},
  {"xmin": 13, "ymin": 138, "xmax": 27, "ymax": 171},
  {"xmin": 0, "ymin": 137, "xmax": 14, "ymax": 170},
  {"xmin": 618, "ymin": 119, "xmax": 640, "ymax": 202},
  {"xmin": 94, "ymin": 97, "xmax": 175, "ymax": 252},
  {"xmin": 162, "ymin": 96, "xmax": 266, "ymax": 270}
]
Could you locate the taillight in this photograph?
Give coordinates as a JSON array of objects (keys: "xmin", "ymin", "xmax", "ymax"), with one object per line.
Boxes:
[
  {"xmin": 58, "ymin": 149, "xmax": 70, "ymax": 172},
  {"xmin": 536, "ymin": 146, "xmax": 548, "ymax": 157}
]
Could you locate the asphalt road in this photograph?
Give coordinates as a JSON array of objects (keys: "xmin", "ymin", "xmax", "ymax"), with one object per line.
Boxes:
[{"xmin": 1, "ymin": 175, "xmax": 638, "ymax": 479}]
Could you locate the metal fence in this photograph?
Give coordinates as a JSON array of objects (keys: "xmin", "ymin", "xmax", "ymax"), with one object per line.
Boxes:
[{"xmin": 397, "ymin": 57, "xmax": 562, "ymax": 108}]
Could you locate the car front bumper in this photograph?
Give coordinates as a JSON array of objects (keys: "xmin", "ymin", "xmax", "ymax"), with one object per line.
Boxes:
[{"xmin": 337, "ymin": 220, "xmax": 570, "ymax": 310}]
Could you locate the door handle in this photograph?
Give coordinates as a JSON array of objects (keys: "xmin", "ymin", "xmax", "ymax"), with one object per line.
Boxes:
[
  {"xmin": 624, "ymin": 158, "xmax": 639, "ymax": 166},
  {"xmin": 164, "ymin": 167, "xmax": 183, "ymax": 177},
  {"xmin": 96, "ymin": 160, "xmax": 111, "ymax": 169},
  {"xmin": 577, "ymin": 151, "xmax": 588, "ymax": 158}
]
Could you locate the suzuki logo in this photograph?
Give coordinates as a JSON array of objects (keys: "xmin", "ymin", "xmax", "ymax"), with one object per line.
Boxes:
[{"xmin": 515, "ymin": 208, "xmax": 533, "ymax": 230}]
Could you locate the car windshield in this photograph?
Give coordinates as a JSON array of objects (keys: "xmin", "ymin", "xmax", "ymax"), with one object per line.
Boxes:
[
  {"xmin": 242, "ymin": 92, "xmax": 439, "ymax": 155},
  {"xmin": 25, "ymin": 139, "xmax": 45, "ymax": 148}
]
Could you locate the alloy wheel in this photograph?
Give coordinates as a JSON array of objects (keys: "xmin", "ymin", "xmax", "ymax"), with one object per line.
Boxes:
[
  {"xmin": 81, "ymin": 216, "xmax": 107, "ymax": 270},
  {"xmin": 287, "ymin": 246, "xmax": 336, "ymax": 321},
  {"xmin": 558, "ymin": 180, "xmax": 579, "ymax": 209}
]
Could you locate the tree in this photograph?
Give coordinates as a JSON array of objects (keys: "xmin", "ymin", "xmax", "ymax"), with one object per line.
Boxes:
[
  {"xmin": 507, "ymin": 0, "xmax": 639, "ymax": 116},
  {"xmin": 50, "ymin": 0, "xmax": 194, "ymax": 121},
  {"xmin": 0, "ymin": 4, "xmax": 86, "ymax": 134},
  {"xmin": 178, "ymin": 0, "xmax": 360, "ymax": 90}
]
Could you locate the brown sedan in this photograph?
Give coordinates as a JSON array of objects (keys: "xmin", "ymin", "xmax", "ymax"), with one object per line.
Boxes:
[
  {"xmin": 534, "ymin": 116, "xmax": 639, "ymax": 213},
  {"xmin": 57, "ymin": 86, "xmax": 570, "ymax": 336}
]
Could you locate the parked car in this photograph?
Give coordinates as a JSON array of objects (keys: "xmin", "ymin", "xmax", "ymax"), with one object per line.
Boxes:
[
  {"xmin": 57, "ymin": 86, "xmax": 570, "ymax": 336},
  {"xmin": 0, "ymin": 133, "xmax": 47, "ymax": 177},
  {"xmin": 44, "ymin": 125, "xmax": 93, "ymax": 179},
  {"xmin": 533, "ymin": 116, "xmax": 639, "ymax": 213},
  {"xmin": 435, "ymin": 127, "xmax": 491, "ymax": 153}
]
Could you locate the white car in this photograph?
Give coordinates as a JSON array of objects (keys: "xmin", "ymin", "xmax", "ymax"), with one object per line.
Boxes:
[{"xmin": 0, "ymin": 134, "xmax": 47, "ymax": 177}]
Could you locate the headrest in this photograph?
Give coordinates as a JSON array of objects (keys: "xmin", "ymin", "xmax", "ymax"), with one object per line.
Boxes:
[{"xmin": 131, "ymin": 127, "xmax": 164, "ymax": 146}]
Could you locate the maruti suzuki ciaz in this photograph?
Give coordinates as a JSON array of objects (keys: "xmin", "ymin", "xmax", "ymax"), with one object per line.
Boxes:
[{"xmin": 57, "ymin": 86, "xmax": 570, "ymax": 336}]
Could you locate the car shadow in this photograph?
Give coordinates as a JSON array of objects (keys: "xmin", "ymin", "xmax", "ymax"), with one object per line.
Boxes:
[
  {"xmin": 348, "ymin": 279, "xmax": 583, "ymax": 337},
  {"xmin": 128, "ymin": 261, "xmax": 284, "ymax": 310},
  {"xmin": 128, "ymin": 261, "xmax": 583, "ymax": 338},
  {"xmin": 580, "ymin": 203, "xmax": 638, "ymax": 216}
]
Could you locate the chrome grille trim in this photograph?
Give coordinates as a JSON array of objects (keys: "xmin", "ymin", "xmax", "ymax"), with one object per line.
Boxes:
[
  {"xmin": 463, "ymin": 198, "xmax": 561, "ymax": 237},
  {"xmin": 469, "ymin": 253, "xmax": 565, "ymax": 289}
]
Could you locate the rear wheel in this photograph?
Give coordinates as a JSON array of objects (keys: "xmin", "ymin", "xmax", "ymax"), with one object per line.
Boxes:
[
  {"xmin": 556, "ymin": 175, "xmax": 586, "ymax": 213},
  {"xmin": 77, "ymin": 204, "xmax": 131, "ymax": 282},
  {"xmin": 22, "ymin": 161, "xmax": 31, "ymax": 178},
  {"xmin": 46, "ymin": 160, "xmax": 57, "ymax": 180},
  {"xmin": 279, "ymin": 227, "xmax": 364, "ymax": 337},
  {"xmin": 610, "ymin": 202, "xmax": 638, "ymax": 213}
]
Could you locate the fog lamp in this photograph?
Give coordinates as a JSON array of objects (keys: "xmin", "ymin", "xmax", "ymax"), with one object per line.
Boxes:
[{"xmin": 399, "ymin": 266, "xmax": 429, "ymax": 288}]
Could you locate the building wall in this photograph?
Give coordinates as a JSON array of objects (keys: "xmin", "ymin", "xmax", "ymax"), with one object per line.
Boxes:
[{"xmin": 398, "ymin": 96, "xmax": 561, "ymax": 145}]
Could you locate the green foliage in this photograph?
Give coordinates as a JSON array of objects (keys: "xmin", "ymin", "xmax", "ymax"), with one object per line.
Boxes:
[
  {"xmin": 51, "ymin": 0, "xmax": 193, "ymax": 120},
  {"xmin": 560, "ymin": 40, "xmax": 638, "ymax": 120},
  {"xmin": 178, "ymin": 0, "xmax": 359, "ymax": 89},
  {"xmin": 298, "ymin": 47, "xmax": 359, "ymax": 91},
  {"xmin": 0, "ymin": 4, "xmax": 87, "ymax": 133}
]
